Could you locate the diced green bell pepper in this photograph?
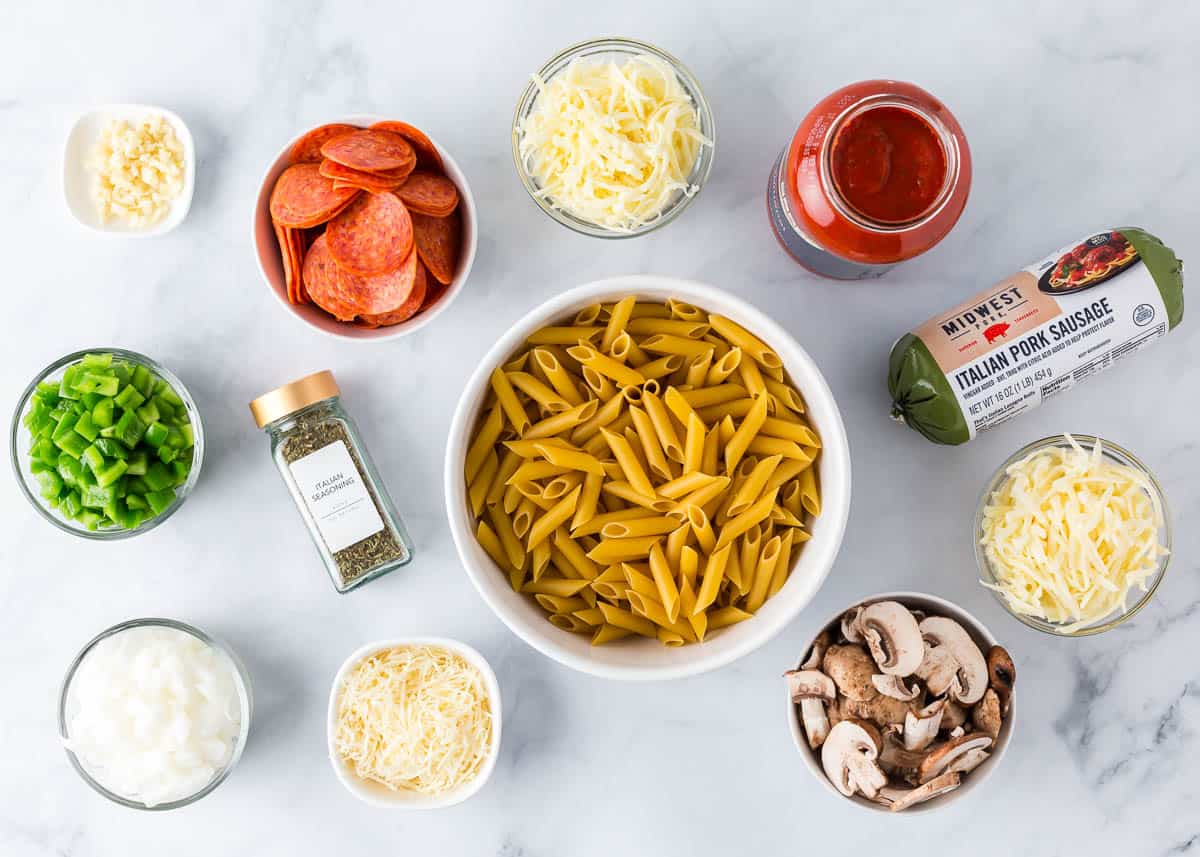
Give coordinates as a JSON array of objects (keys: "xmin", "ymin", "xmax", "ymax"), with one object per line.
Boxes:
[
  {"xmin": 125, "ymin": 493, "xmax": 148, "ymax": 511},
  {"xmin": 125, "ymin": 450, "xmax": 148, "ymax": 476},
  {"xmin": 135, "ymin": 400, "xmax": 160, "ymax": 426},
  {"xmin": 73, "ymin": 372, "xmax": 120, "ymax": 397},
  {"xmin": 145, "ymin": 488, "xmax": 176, "ymax": 516},
  {"xmin": 157, "ymin": 445, "xmax": 179, "ymax": 464},
  {"xmin": 170, "ymin": 458, "xmax": 190, "ymax": 485},
  {"xmin": 80, "ymin": 392, "xmax": 103, "ymax": 410},
  {"xmin": 60, "ymin": 490, "xmax": 83, "ymax": 519},
  {"xmin": 143, "ymin": 461, "xmax": 174, "ymax": 491},
  {"xmin": 74, "ymin": 412, "xmax": 100, "ymax": 442},
  {"xmin": 113, "ymin": 409, "xmax": 147, "ymax": 447},
  {"xmin": 57, "ymin": 456, "xmax": 84, "ymax": 487},
  {"xmin": 77, "ymin": 510, "xmax": 103, "ymax": 530},
  {"xmin": 55, "ymin": 431, "xmax": 89, "ymax": 459},
  {"xmin": 81, "ymin": 444, "xmax": 106, "ymax": 475},
  {"xmin": 57, "ymin": 365, "xmax": 82, "ymax": 400},
  {"xmin": 92, "ymin": 398, "xmax": 115, "ymax": 428},
  {"xmin": 51, "ymin": 412, "xmax": 78, "ymax": 443},
  {"xmin": 36, "ymin": 469, "xmax": 63, "ymax": 499},
  {"xmin": 96, "ymin": 459, "xmax": 128, "ymax": 488},
  {"xmin": 143, "ymin": 421, "xmax": 170, "ymax": 449},
  {"xmin": 114, "ymin": 385, "xmax": 145, "ymax": 410},
  {"xmin": 131, "ymin": 364, "xmax": 154, "ymax": 398},
  {"xmin": 92, "ymin": 437, "xmax": 128, "ymax": 460},
  {"xmin": 81, "ymin": 482, "xmax": 117, "ymax": 509},
  {"xmin": 81, "ymin": 353, "xmax": 112, "ymax": 369}
]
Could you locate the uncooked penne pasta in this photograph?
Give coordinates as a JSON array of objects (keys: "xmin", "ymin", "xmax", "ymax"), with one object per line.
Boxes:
[
  {"xmin": 525, "ymin": 400, "xmax": 599, "ymax": 440},
  {"xmin": 725, "ymin": 395, "xmax": 769, "ymax": 473},
  {"xmin": 706, "ymin": 346, "xmax": 742, "ymax": 386},
  {"xmin": 468, "ymin": 449, "xmax": 499, "ymax": 516},
  {"xmin": 465, "ymin": 296, "xmax": 823, "ymax": 646},
  {"xmin": 508, "ymin": 371, "xmax": 571, "ymax": 414},
  {"xmin": 527, "ymin": 325, "xmax": 604, "ymax": 345},
  {"xmin": 490, "ymin": 368, "xmax": 531, "ymax": 436},
  {"xmin": 532, "ymin": 347, "xmax": 585, "ymax": 406},
  {"xmin": 602, "ymin": 296, "xmax": 637, "ymax": 352},
  {"xmin": 708, "ymin": 315, "xmax": 784, "ymax": 370},
  {"xmin": 628, "ymin": 405, "xmax": 672, "ymax": 481}
]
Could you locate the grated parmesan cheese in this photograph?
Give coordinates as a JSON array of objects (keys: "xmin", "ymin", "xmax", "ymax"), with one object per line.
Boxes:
[
  {"xmin": 517, "ymin": 54, "xmax": 711, "ymax": 232},
  {"xmin": 979, "ymin": 435, "xmax": 1167, "ymax": 632},
  {"xmin": 334, "ymin": 645, "xmax": 494, "ymax": 796},
  {"xmin": 90, "ymin": 115, "xmax": 185, "ymax": 227}
]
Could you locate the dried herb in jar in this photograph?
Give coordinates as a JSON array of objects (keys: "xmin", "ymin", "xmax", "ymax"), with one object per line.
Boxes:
[{"xmin": 250, "ymin": 371, "xmax": 413, "ymax": 592}]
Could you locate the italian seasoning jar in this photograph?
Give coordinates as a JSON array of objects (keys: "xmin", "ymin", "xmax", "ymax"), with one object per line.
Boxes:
[{"xmin": 249, "ymin": 371, "xmax": 412, "ymax": 593}]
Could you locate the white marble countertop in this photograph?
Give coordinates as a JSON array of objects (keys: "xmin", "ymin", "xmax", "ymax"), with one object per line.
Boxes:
[{"xmin": 2, "ymin": 1, "xmax": 1198, "ymax": 854}]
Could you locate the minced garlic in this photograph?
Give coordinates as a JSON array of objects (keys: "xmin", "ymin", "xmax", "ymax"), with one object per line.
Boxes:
[{"xmin": 90, "ymin": 115, "xmax": 185, "ymax": 227}]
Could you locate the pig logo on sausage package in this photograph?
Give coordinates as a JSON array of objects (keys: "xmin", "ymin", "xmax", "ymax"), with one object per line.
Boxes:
[{"xmin": 910, "ymin": 230, "xmax": 1169, "ymax": 437}]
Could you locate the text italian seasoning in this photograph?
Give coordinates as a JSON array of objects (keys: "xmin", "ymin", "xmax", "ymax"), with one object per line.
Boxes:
[{"xmin": 250, "ymin": 370, "xmax": 412, "ymax": 592}]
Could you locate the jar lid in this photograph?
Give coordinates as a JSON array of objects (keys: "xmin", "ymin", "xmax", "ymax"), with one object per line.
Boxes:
[{"xmin": 249, "ymin": 370, "xmax": 340, "ymax": 428}]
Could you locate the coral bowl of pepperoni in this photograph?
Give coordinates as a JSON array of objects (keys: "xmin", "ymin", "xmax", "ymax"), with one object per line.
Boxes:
[{"xmin": 253, "ymin": 116, "xmax": 477, "ymax": 341}]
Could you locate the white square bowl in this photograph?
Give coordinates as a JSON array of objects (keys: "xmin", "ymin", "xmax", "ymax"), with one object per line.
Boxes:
[{"xmin": 62, "ymin": 104, "xmax": 195, "ymax": 237}]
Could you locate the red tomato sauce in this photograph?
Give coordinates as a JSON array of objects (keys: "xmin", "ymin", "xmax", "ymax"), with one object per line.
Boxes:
[{"xmin": 830, "ymin": 106, "xmax": 947, "ymax": 224}]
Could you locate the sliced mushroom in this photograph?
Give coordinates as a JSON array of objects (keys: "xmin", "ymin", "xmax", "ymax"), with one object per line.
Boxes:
[
  {"xmin": 823, "ymin": 644, "xmax": 878, "ymax": 701},
  {"xmin": 826, "ymin": 696, "xmax": 843, "ymax": 729},
  {"xmin": 859, "ymin": 601, "xmax": 925, "ymax": 677},
  {"xmin": 972, "ymin": 688, "xmax": 1002, "ymax": 738},
  {"xmin": 842, "ymin": 693, "xmax": 914, "ymax": 729},
  {"xmin": 872, "ymin": 674, "xmax": 921, "ymax": 701},
  {"xmin": 792, "ymin": 631, "xmax": 834, "ymax": 749},
  {"xmin": 987, "ymin": 645, "xmax": 1016, "ymax": 714},
  {"xmin": 914, "ymin": 645, "xmax": 958, "ymax": 696},
  {"xmin": 939, "ymin": 699, "xmax": 968, "ymax": 733},
  {"xmin": 944, "ymin": 747, "xmax": 989, "ymax": 776},
  {"xmin": 879, "ymin": 733, "xmax": 928, "ymax": 778},
  {"xmin": 948, "ymin": 725, "xmax": 965, "ymax": 739},
  {"xmin": 840, "ymin": 606, "xmax": 866, "ymax": 643},
  {"xmin": 918, "ymin": 616, "xmax": 988, "ymax": 705},
  {"xmin": 873, "ymin": 771, "xmax": 962, "ymax": 812},
  {"xmin": 821, "ymin": 719, "xmax": 888, "ymax": 799},
  {"xmin": 785, "ymin": 669, "xmax": 836, "ymax": 702},
  {"xmin": 917, "ymin": 732, "xmax": 994, "ymax": 784},
  {"xmin": 903, "ymin": 699, "xmax": 944, "ymax": 751}
]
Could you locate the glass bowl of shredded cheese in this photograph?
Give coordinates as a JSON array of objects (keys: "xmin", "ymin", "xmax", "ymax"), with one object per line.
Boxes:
[
  {"xmin": 326, "ymin": 638, "xmax": 501, "ymax": 809},
  {"xmin": 512, "ymin": 37, "xmax": 715, "ymax": 237},
  {"xmin": 975, "ymin": 434, "xmax": 1171, "ymax": 636}
]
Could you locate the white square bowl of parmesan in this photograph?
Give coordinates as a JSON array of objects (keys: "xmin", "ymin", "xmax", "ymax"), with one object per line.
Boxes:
[
  {"xmin": 63, "ymin": 104, "xmax": 195, "ymax": 236},
  {"xmin": 326, "ymin": 638, "xmax": 501, "ymax": 809}
]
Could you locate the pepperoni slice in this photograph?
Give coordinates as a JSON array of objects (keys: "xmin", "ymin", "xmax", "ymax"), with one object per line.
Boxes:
[
  {"xmin": 359, "ymin": 257, "xmax": 429, "ymax": 326},
  {"xmin": 320, "ymin": 130, "xmax": 416, "ymax": 174},
  {"xmin": 288, "ymin": 229, "xmax": 308, "ymax": 304},
  {"xmin": 270, "ymin": 163, "xmax": 360, "ymax": 228},
  {"xmin": 337, "ymin": 247, "xmax": 418, "ymax": 316},
  {"xmin": 325, "ymin": 192, "xmax": 414, "ymax": 276},
  {"xmin": 302, "ymin": 235, "xmax": 360, "ymax": 321},
  {"xmin": 395, "ymin": 171, "xmax": 459, "ymax": 217},
  {"xmin": 419, "ymin": 261, "xmax": 448, "ymax": 311},
  {"xmin": 289, "ymin": 123, "xmax": 359, "ymax": 164},
  {"xmin": 273, "ymin": 222, "xmax": 296, "ymax": 303},
  {"xmin": 410, "ymin": 208, "xmax": 461, "ymax": 285},
  {"xmin": 320, "ymin": 159, "xmax": 410, "ymax": 192},
  {"xmin": 370, "ymin": 121, "xmax": 444, "ymax": 172}
]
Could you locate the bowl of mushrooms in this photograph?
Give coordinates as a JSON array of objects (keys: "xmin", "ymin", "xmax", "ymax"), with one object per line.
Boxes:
[{"xmin": 785, "ymin": 592, "xmax": 1016, "ymax": 813}]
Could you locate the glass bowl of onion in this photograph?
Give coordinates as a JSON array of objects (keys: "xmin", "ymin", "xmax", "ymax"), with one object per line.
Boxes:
[
  {"xmin": 511, "ymin": 36, "xmax": 716, "ymax": 238},
  {"xmin": 58, "ymin": 618, "xmax": 253, "ymax": 810},
  {"xmin": 974, "ymin": 434, "xmax": 1171, "ymax": 636}
]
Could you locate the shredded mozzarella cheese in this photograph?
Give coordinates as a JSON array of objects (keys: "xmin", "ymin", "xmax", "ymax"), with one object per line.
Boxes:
[
  {"xmin": 517, "ymin": 54, "xmax": 710, "ymax": 232},
  {"xmin": 334, "ymin": 645, "xmax": 493, "ymax": 795},
  {"xmin": 90, "ymin": 115, "xmax": 185, "ymax": 227},
  {"xmin": 980, "ymin": 435, "xmax": 1167, "ymax": 632}
]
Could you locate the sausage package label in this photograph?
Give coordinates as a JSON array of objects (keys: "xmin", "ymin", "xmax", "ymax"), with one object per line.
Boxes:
[
  {"xmin": 288, "ymin": 440, "xmax": 384, "ymax": 552},
  {"xmin": 910, "ymin": 230, "xmax": 1168, "ymax": 438}
]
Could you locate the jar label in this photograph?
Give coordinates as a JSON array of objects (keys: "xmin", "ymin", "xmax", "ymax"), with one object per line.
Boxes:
[
  {"xmin": 766, "ymin": 146, "xmax": 895, "ymax": 280},
  {"xmin": 909, "ymin": 229, "xmax": 1168, "ymax": 438},
  {"xmin": 288, "ymin": 440, "xmax": 384, "ymax": 552}
]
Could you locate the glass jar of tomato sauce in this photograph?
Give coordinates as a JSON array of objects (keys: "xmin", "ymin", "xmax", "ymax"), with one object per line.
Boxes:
[{"xmin": 767, "ymin": 80, "xmax": 971, "ymax": 280}]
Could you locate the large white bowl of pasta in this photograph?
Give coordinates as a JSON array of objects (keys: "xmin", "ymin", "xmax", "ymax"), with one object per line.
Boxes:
[{"xmin": 445, "ymin": 276, "xmax": 851, "ymax": 680}]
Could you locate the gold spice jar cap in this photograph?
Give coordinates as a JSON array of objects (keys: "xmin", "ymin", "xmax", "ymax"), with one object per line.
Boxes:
[{"xmin": 249, "ymin": 370, "xmax": 340, "ymax": 428}]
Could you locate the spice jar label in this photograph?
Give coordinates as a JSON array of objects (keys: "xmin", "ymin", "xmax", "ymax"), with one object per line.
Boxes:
[{"xmin": 288, "ymin": 440, "xmax": 385, "ymax": 553}]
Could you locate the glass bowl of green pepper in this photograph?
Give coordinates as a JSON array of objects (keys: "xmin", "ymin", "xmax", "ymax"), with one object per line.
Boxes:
[{"xmin": 10, "ymin": 349, "xmax": 204, "ymax": 539}]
